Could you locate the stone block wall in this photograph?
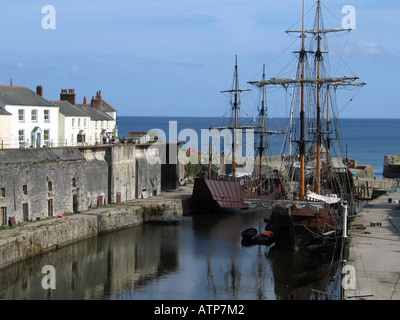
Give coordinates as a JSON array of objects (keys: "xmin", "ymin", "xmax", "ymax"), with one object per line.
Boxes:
[
  {"xmin": 135, "ymin": 146, "xmax": 161, "ymax": 198},
  {"xmin": 383, "ymin": 155, "xmax": 400, "ymax": 178},
  {"xmin": 81, "ymin": 148, "xmax": 109, "ymax": 208},
  {"xmin": 0, "ymin": 149, "xmax": 87, "ymax": 225},
  {"xmin": 0, "ymin": 144, "xmax": 176, "ymax": 225},
  {"xmin": 107, "ymin": 144, "xmax": 136, "ymax": 204}
]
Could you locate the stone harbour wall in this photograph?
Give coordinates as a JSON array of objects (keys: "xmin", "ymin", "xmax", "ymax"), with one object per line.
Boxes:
[
  {"xmin": 383, "ymin": 155, "xmax": 400, "ymax": 178},
  {"xmin": 0, "ymin": 148, "xmax": 87, "ymax": 223},
  {"xmin": 0, "ymin": 198, "xmax": 183, "ymax": 270}
]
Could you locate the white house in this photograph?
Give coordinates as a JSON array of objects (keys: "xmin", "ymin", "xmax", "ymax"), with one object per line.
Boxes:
[
  {"xmin": 51, "ymin": 100, "xmax": 91, "ymax": 146},
  {"xmin": 58, "ymin": 88, "xmax": 116, "ymax": 145},
  {"xmin": 0, "ymin": 107, "xmax": 12, "ymax": 149},
  {"xmin": 0, "ymin": 85, "xmax": 59, "ymax": 148},
  {"xmin": 75, "ymin": 103, "xmax": 115, "ymax": 144}
]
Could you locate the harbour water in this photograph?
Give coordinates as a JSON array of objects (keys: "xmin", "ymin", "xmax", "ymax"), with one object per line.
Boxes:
[{"xmin": 0, "ymin": 208, "xmax": 342, "ymax": 300}]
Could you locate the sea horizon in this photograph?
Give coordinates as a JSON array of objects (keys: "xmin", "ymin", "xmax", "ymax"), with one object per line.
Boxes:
[{"xmin": 118, "ymin": 115, "xmax": 400, "ymax": 120}]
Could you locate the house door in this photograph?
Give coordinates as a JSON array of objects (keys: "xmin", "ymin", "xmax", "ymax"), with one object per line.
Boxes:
[
  {"xmin": 31, "ymin": 127, "xmax": 42, "ymax": 148},
  {"xmin": 48, "ymin": 199, "xmax": 53, "ymax": 217},
  {"xmin": 23, "ymin": 203, "xmax": 29, "ymax": 221},
  {"xmin": 36, "ymin": 132, "xmax": 41, "ymax": 148},
  {"xmin": 1, "ymin": 207, "xmax": 6, "ymax": 226}
]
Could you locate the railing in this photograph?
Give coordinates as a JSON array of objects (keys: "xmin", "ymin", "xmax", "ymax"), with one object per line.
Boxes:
[
  {"xmin": 0, "ymin": 138, "xmax": 146, "ymax": 150},
  {"xmin": 0, "ymin": 138, "xmax": 114, "ymax": 150}
]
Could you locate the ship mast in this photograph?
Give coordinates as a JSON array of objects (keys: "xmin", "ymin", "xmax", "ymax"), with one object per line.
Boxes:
[
  {"xmin": 221, "ymin": 55, "xmax": 250, "ymax": 179},
  {"xmin": 326, "ymin": 85, "xmax": 331, "ymax": 183},
  {"xmin": 299, "ymin": 0, "xmax": 306, "ymax": 200},
  {"xmin": 253, "ymin": 65, "xmax": 284, "ymax": 192},
  {"xmin": 259, "ymin": 64, "xmax": 266, "ymax": 193},
  {"xmin": 248, "ymin": 0, "xmax": 366, "ymax": 200},
  {"xmin": 233, "ymin": 56, "xmax": 239, "ymax": 179},
  {"xmin": 316, "ymin": 0, "xmax": 322, "ymax": 194}
]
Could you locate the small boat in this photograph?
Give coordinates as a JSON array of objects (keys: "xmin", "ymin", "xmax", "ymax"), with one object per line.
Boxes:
[
  {"xmin": 241, "ymin": 227, "xmax": 258, "ymax": 240},
  {"xmin": 241, "ymin": 227, "xmax": 276, "ymax": 246}
]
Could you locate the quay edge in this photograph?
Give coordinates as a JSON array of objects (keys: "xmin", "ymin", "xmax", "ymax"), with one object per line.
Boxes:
[{"xmin": 342, "ymin": 190, "xmax": 400, "ymax": 300}]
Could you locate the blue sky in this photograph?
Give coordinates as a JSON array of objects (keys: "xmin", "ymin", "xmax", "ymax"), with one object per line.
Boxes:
[{"xmin": 0, "ymin": 0, "xmax": 399, "ymax": 118}]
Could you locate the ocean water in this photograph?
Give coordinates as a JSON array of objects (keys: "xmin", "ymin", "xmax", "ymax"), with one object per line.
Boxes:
[{"xmin": 118, "ymin": 116, "xmax": 400, "ymax": 178}]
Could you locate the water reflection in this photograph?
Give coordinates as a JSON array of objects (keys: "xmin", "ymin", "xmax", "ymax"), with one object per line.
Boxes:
[
  {"xmin": 267, "ymin": 247, "xmax": 341, "ymax": 300},
  {"xmin": 0, "ymin": 210, "xmax": 341, "ymax": 300}
]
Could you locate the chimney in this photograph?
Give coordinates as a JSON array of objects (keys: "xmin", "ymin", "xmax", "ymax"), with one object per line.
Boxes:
[
  {"xmin": 83, "ymin": 96, "xmax": 87, "ymax": 104},
  {"xmin": 36, "ymin": 85, "xmax": 43, "ymax": 97},
  {"xmin": 91, "ymin": 90, "xmax": 102, "ymax": 109},
  {"xmin": 60, "ymin": 88, "xmax": 76, "ymax": 106},
  {"xmin": 91, "ymin": 96, "xmax": 99, "ymax": 110}
]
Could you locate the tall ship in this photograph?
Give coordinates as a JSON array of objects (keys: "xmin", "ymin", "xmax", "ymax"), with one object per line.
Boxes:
[
  {"xmin": 191, "ymin": 56, "xmax": 283, "ymax": 213},
  {"xmin": 247, "ymin": 0, "xmax": 366, "ymax": 250}
]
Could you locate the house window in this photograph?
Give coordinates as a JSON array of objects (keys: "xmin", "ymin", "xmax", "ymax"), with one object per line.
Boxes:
[
  {"xmin": 95, "ymin": 121, "xmax": 98, "ymax": 129},
  {"xmin": 44, "ymin": 129, "xmax": 50, "ymax": 142},
  {"xmin": 78, "ymin": 118, "xmax": 81, "ymax": 128},
  {"xmin": 44, "ymin": 110, "xmax": 50, "ymax": 122},
  {"xmin": 31, "ymin": 109, "xmax": 38, "ymax": 122},
  {"xmin": 48, "ymin": 181, "xmax": 53, "ymax": 192},
  {"xmin": 23, "ymin": 185, "xmax": 28, "ymax": 195},
  {"xmin": 84, "ymin": 118, "xmax": 87, "ymax": 128},
  {"xmin": 18, "ymin": 109, "xmax": 25, "ymax": 122},
  {"xmin": 0, "ymin": 188, "xmax": 5, "ymax": 198},
  {"xmin": 72, "ymin": 178, "xmax": 77, "ymax": 187},
  {"xmin": 18, "ymin": 130, "xmax": 25, "ymax": 142},
  {"xmin": 71, "ymin": 134, "xmax": 74, "ymax": 144},
  {"xmin": 72, "ymin": 118, "xmax": 75, "ymax": 128}
]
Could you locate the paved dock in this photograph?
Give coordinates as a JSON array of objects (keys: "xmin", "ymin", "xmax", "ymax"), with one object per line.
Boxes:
[{"xmin": 344, "ymin": 191, "xmax": 400, "ymax": 300}]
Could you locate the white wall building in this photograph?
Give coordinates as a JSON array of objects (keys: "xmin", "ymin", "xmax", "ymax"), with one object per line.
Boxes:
[
  {"xmin": 52, "ymin": 100, "xmax": 91, "ymax": 146},
  {"xmin": 75, "ymin": 104, "xmax": 115, "ymax": 145},
  {"xmin": 0, "ymin": 85, "xmax": 59, "ymax": 148},
  {"xmin": 0, "ymin": 108, "xmax": 12, "ymax": 149},
  {"xmin": 58, "ymin": 88, "xmax": 116, "ymax": 145}
]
